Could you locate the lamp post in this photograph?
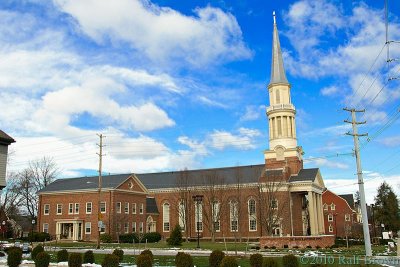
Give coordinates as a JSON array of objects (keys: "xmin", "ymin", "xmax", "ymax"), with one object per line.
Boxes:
[
  {"xmin": 2, "ymin": 221, "xmax": 5, "ymax": 239},
  {"xmin": 31, "ymin": 219, "xmax": 35, "ymax": 245},
  {"xmin": 192, "ymin": 195, "xmax": 203, "ymax": 249}
]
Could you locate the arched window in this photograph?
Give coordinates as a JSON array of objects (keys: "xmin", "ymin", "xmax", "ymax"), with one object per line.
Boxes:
[
  {"xmin": 212, "ymin": 201, "xmax": 221, "ymax": 232},
  {"xmin": 248, "ymin": 198, "xmax": 257, "ymax": 231},
  {"xmin": 230, "ymin": 200, "xmax": 238, "ymax": 232},
  {"xmin": 194, "ymin": 200, "xmax": 203, "ymax": 232},
  {"xmin": 163, "ymin": 202, "xmax": 170, "ymax": 232},
  {"xmin": 178, "ymin": 200, "xmax": 186, "ymax": 231}
]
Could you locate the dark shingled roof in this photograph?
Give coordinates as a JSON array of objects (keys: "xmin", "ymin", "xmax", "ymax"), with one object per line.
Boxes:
[
  {"xmin": 136, "ymin": 164, "xmax": 265, "ymax": 190},
  {"xmin": 38, "ymin": 174, "xmax": 130, "ymax": 193},
  {"xmin": 146, "ymin": 197, "xmax": 159, "ymax": 214},
  {"xmin": 289, "ymin": 168, "xmax": 319, "ymax": 182},
  {"xmin": 0, "ymin": 130, "xmax": 15, "ymax": 145},
  {"xmin": 38, "ymin": 164, "xmax": 266, "ymax": 193},
  {"xmin": 339, "ymin": 194, "xmax": 355, "ymax": 209}
]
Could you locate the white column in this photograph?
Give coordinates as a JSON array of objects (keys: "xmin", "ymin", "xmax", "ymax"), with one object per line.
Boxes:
[
  {"xmin": 308, "ymin": 192, "xmax": 316, "ymax": 235},
  {"xmin": 315, "ymin": 194, "xmax": 321, "ymax": 235},
  {"xmin": 269, "ymin": 119, "xmax": 273, "ymax": 139},
  {"xmin": 319, "ymin": 194, "xmax": 325, "ymax": 233},
  {"xmin": 293, "ymin": 117, "xmax": 297, "ymax": 138},
  {"xmin": 274, "ymin": 117, "xmax": 278, "ymax": 139},
  {"xmin": 73, "ymin": 223, "xmax": 78, "ymax": 241},
  {"xmin": 56, "ymin": 223, "xmax": 60, "ymax": 240}
]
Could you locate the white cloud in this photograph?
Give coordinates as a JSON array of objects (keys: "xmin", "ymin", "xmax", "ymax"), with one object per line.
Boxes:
[
  {"xmin": 53, "ymin": 0, "xmax": 251, "ymax": 67},
  {"xmin": 208, "ymin": 128, "xmax": 261, "ymax": 150},
  {"xmin": 240, "ymin": 105, "xmax": 262, "ymax": 121},
  {"xmin": 197, "ymin": 96, "xmax": 228, "ymax": 108},
  {"xmin": 325, "ymin": 173, "xmax": 400, "ymax": 204},
  {"xmin": 379, "ymin": 136, "xmax": 400, "ymax": 147},
  {"xmin": 320, "ymin": 86, "xmax": 339, "ymax": 96},
  {"xmin": 310, "ymin": 157, "xmax": 349, "ymax": 170}
]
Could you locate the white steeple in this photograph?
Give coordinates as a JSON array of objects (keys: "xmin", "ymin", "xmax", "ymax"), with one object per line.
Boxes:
[{"xmin": 265, "ymin": 12, "xmax": 301, "ymax": 162}]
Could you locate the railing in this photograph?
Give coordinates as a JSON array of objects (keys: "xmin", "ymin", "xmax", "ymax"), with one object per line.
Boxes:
[{"xmin": 267, "ymin": 103, "xmax": 295, "ymax": 113}]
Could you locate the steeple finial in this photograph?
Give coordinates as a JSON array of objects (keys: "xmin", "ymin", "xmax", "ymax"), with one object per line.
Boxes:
[
  {"xmin": 273, "ymin": 11, "xmax": 276, "ymax": 25},
  {"xmin": 268, "ymin": 11, "xmax": 289, "ymax": 87}
]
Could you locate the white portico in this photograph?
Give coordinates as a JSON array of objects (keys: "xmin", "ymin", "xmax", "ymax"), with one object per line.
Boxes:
[{"xmin": 55, "ymin": 219, "xmax": 84, "ymax": 241}]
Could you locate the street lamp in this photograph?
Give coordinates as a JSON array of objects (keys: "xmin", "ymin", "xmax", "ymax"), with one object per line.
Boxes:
[
  {"xmin": 192, "ymin": 195, "xmax": 203, "ymax": 249},
  {"xmin": 31, "ymin": 219, "xmax": 35, "ymax": 245}
]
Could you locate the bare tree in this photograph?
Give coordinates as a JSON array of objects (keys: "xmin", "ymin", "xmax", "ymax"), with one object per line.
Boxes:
[
  {"xmin": 13, "ymin": 157, "xmax": 59, "ymax": 219},
  {"xmin": 0, "ymin": 172, "xmax": 23, "ymax": 219},
  {"xmin": 199, "ymin": 170, "xmax": 228, "ymax": 242},
  {"xmin": 174, "ymin": 168, "xmax": 192, "ymax": 242},
  {"xmin": 257, "ymin": 169, "xmax": 289, "ymax": 236}
]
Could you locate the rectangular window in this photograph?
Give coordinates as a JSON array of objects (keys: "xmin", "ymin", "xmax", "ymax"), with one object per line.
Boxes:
[
  {"xmin": 328, "ymin": 214, "xmax": 333, "ymax": 222},
  {"xmin": 56, "ymin": 204, "xmax": 62, "ymax": 215},
  {"xmin": 163, "ymin": 203, "xmax": 170, "ymax": 232},
  {"xmin": 249, "ymin": 219, "xmax": 257, "ymax": 231},
  {"xmin": 331, "ymin": 204, "xmax": 336, "ymax": 211},
  {"xmin": 100, "ymin": 224, "xmax": 106, "ymax": 233},
  {"xmin": 74, "ymin": 203, "xmax": 80, "ymax": 214},
  {"xmin": 329, "ymin": 225, "xmax": 333, "ymax": 233},
  {"xmin": 116, "ymin": 223, "xmax": 121, "ymax": 232},
  {"xmin": 139, "ymin": 203, "xmax": 144, "ymax": 214},
  {"xmin": 69, "ymin": 203, "xmax": 73, "ymax": 214},
  {"xmin": 116, "ymin": 202, "xmax": 122, "ymax": 213},
  {"xmin": 100, "ymin": 202, "xmax": 106, "ymax": 213},
  {"xmin": 323, "ymin": 204, "xmax": 328, "ymax": 211},
  {"xmin": 212, "ymin": 202, "xmax": 220, "ymax": 232},
  {"xmin": 345, "ymin": 214, "xmax": 351, "ymax": 222},
  {"xmin": 85, "ymin": 222, "xmax": 91, "ymax": 234},
  {"xmin": 132, "ymin": 203, "xmax": 137, "ymax": 214},
  {"xmin": 125, "ymin": 202, "xmax": 129, "ymax": 214},
  {"xmin": 132, "ymin": 222, "xmax": 137, "ymax": 232},
  {"xmin": 43, "ymin": 223, "xmax": 49, "ymax": 233},
  {"xmin": 86, "ymin": 202, "xmax": 92, "ymax": 214},
  {"xmin": 139, "ymin": 222, "xmax": 144, "ymax": 233},
  {"xmin": 44, "ymin": 204, "xmax": 50, "ymax": 215},
  {"xmin": 124, "ymin": 222, "xmax": 129, "ymax": 233}
]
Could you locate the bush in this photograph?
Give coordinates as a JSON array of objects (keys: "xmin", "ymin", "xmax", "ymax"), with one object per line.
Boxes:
[
  {"xmin": 209, "ymin": 250, "xmax": 225, "ymax": 267},
  {"xmin": 68, "ymin": 253, "xmax": 82, "ymax": 267},
  {"xmin": 32, "ymin": 245, "xmax": 44, "ymax": 261},
  {"xmin": 175, "ymin": 252, "xmax": 193, "ymax": 267},
  {"xmin": 250, "ymin": 253, "xmax": 263, "ymax": 267},
  {"xmin": 83, "ymin": 250, "xmax": 95, "ymax": 264},
  {"xmin": 112, "ymin": 249, "xmax": 124, "ymax": 262},
  {"xmin": 136, "ymin": 254, "xmax": 153, "ymax": 267},
  {"xmin": 35, "ymin": 252, "xmax": 50, "ymax": 267},
  {"xmin": 119, "ymin": 233, "xmax": 139, "ymax": 243},
  {"xmin": 29, "ymin": 232, "xmax": 51, "ymax": 242},
  {"xmin": 262, "ymin": 258, "xmax": 278, "ymax": 267},
  {"xmin": 143, "ymin": 232, "xmax": 162, "ymax": 243},
  {"xmin": 140, "ymin": 249, "xmax": 154, "ymax": 262},
  {"xmin": 282, "ymin": 254, "xmax": 298, "ymax": 267},
  {"xmin": 168, "ymin": 225, "xmax": 182, "ymax": 246},
  {"xmin": 101, "ymin": 254, "xmax": 119, "ymax": 267},
  {"xmin": 220, "ymin": 256, "xmax": 238, "ymax": 267},
  {"xmin": 100, "ymin": 233, "xmax": 112, "ymax": 243},
  {"xmin": 57, "ymin": 249, "xmax": 69, "ymax": 262},
  {"xmin": 7, "ymin": 247, "xmax": 22, "ymax": 267}
]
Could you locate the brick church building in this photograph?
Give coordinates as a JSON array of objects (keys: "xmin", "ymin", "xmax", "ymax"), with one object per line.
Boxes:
[{"xmin": 38, "ymin": 14, "xmax": 334, "ymax": 248}]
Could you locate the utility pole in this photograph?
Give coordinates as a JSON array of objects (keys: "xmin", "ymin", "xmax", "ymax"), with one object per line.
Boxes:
[
  {"xmin": 96, "ymin": 133, "xmax": 105, "ymax": 249},
  {"xmin": 344, "ymin": 108, "xmax": 372, "ymax": 256}
]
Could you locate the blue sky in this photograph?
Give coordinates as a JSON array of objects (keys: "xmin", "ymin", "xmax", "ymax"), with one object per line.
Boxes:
[{"xmin": 1, "ymin": 0, "xmax": 400, "ymax": 203}]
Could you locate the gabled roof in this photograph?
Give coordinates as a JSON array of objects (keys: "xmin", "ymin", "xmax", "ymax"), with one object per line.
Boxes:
[
  {"xmin": 38, "ymin": 174, "xmax": 130, "ymax": 193},
  {"xmin": 0, "ymin": 130, "xmax": 15, "ymax": 145},
  {"xmin": 339, "ymin": 194, "xmax": 355, "ymax": 209},
  {"xmin": 136, "ymin": 164, "xmax": 265, "ymax": 190},
  {"xmin": 38, "ymin": 164, "xmax": 266, "ymax": 193},
  {"xmin": 289, "ymin": 168, "xmax": 319, "ymax": 182}
]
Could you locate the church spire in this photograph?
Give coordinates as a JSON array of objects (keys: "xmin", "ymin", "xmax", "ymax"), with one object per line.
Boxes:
[{"xmin": 269, "ymin": 11, "xmax": 289, "ymax": 87}]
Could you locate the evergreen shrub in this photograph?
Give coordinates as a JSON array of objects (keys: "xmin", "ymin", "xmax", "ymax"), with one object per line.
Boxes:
[
  {"xmin": 101, "ymin": 254, "xmax": 119, "ymax": 267},
  {"xmin": 140, "ymin": 249, "xmax": 154, "ymax": 262},
  {"xmin": 220, "ymin": 256, "xmax": 238, "ymax": 267},
  {"xmin": 175, "ymin": 252, "xmax": 193, "ymax": 267},
  {"xmin": 35, "ymin": 252, "xmax": 50, "ymax": 267},
  {"xmin": 209, "ymin": 250, "xmax": 225, "ymax": 267},
  {"xmin": 112, "ymin": 249, "xmax": 124, "ymax": 262},
  {"xmin": 167, "ymin": 225, "xmax": 182, "ymax": 246},
  {"xmin": 100, "ymin": 233, "xmax": 112, "ymax": 243},
  {"xmin": 262, "ymin": 258, "xmax": 278, "ymax": 267},
  {"xmin": 68, "ymin": 252, "xmax": 82, "ymax": 267},
  {"xmin": 136, "ymin": 254, "xmax": 152, "ymax": 267},
  {"xmin": 282, "ymin": 254, "xmax": 298, "ymax": 267},
  {"xmin": 31, "ymin": 245, "xmax": 44, "ymax": 261},
  {"xmin": 7, "ymin": 247, "xmax": 22, "ymax": 267},
  {"xmin": 250, "ymin": 253, "xmax": 263, "ymax": 267},
  {"xmin": 57, "ymin": 249, "xmax": 69, "ymax": 262},
  {"xmin": 83, "ymin": 250, "xmax": 95, "ymax": 264}
]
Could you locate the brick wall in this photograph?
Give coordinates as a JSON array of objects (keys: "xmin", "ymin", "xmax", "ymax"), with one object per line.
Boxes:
[{"xmin": 260, "ymin": 235, "xmax": 335, "ymax": 249}]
